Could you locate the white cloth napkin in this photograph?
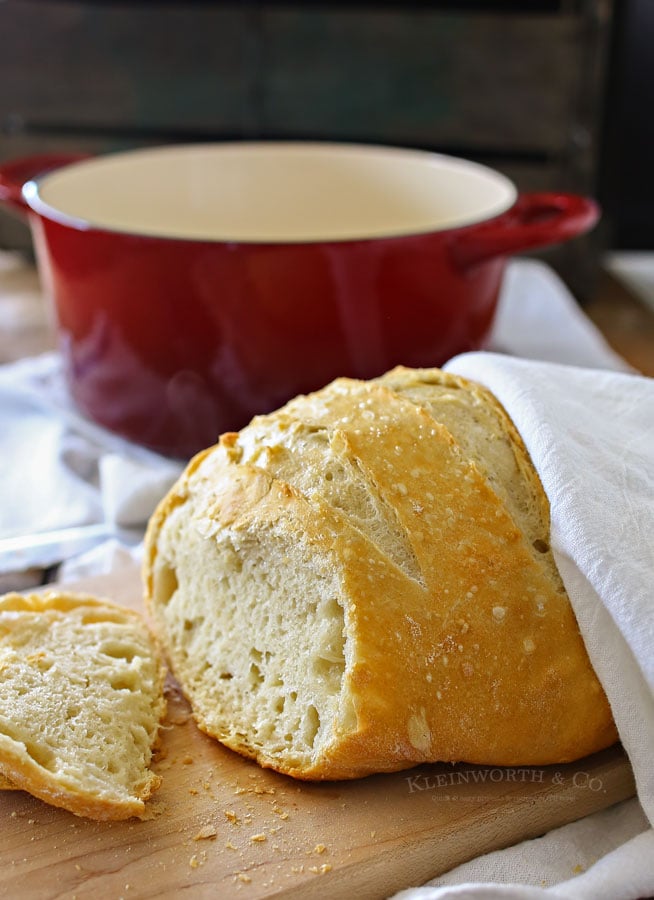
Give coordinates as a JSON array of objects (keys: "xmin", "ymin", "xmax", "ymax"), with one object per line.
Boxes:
[
  {"xmin": 486, "ymin": 261, "xmax": 633, "ymax": 371},
  {"xmin": 393, "ymin": 353, "xmax": 654, "ymax": 900},
  {"xmin": 0, "ymin": 352, "xmax": 183, "ymax": 577},
  {"xmin": 0, "ymin": 257, "xmax": 631, "ymax": 577}
]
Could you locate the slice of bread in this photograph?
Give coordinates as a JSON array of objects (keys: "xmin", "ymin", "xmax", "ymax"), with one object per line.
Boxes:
[
  {"xmin": 0, "ymin": 591, "xmax": 166, "ymax": 819},
  {"xmin": 144, "ymin": 367, "xmax": 617, "ymax": 780}
]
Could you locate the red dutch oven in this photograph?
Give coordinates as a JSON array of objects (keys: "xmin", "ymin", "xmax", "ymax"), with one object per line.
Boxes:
[{"xmin": 0, "ymin": 142, "xmax": 598, "ymax": 459}]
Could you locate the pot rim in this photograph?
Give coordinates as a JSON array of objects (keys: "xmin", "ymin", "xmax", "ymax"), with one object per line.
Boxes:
[{"xmin": 21, "ymin": 141, "xmax": 519, "ymax": 245}]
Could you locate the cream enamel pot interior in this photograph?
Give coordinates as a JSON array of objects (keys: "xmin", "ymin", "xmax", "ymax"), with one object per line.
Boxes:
[{"xmin": 0, "ymin": 142, "xmax": 599, "ymax": 458}]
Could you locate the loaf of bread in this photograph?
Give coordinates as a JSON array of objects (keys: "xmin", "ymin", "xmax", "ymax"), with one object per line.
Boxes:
[
  {"xmin": 0, "ymin": 591, "xmax": 166, "ymax": 819},
  {"xmin": 144, "ymin": 366, "xmax": 617, "ymax": 780}
]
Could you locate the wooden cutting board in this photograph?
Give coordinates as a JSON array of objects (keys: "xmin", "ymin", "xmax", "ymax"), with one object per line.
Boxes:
[{"xmin": 0, "ymin": 568, "xmax": 635, "ymax": 900}]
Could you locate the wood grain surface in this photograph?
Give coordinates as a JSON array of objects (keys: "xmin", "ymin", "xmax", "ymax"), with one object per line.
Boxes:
[{"xmin": 0, "ymin": 568, "xmax": 636, "ymax": 900}]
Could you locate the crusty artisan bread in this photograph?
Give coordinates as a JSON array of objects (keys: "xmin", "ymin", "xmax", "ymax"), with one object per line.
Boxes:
[
  {"xmin": 0, "ymin": 591, "xmax": 166, "ymax": 819},
  {"xmin": 144, "ymin": 366, "xmax": 617, "ymax": 780}
]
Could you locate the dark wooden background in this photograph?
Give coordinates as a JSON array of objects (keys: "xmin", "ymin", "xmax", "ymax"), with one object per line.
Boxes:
[{"xmin": 0, "ymin": 0, "xmax": 614, "ymax": 295}]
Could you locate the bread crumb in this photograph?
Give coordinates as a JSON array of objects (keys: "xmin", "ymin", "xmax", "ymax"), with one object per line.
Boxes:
[
  {"xmin": 193, "ymin": 825, "xmax": 217, "ymax": 841},
  {"xmin": 313, "ymin": 844, "xmax": 327, "ymax": 854},
  {"xmin": 309, "ymin": 864, "xmax": 332, "ymax": 875},
  {"xmin": 237, "ymin": 873, "xmax": 251, "ymax": 883},
  {"xmin": 189, "ymin": 855, "xmax": 200, "ymax": 868},
  {"xmin": 225, "ymin": 810, "xmax": 239, "ymax": 823},
  {"xmin": 166, "ymin": 710, "xmax": 190, "ymax": 726},
  {"xmin": 250, "ymin": 833, "xmax": 267, "ymax": 843},
  {"xmin": 225, "ymin": 840, "xmax": 237, "ymax": 850},
  {"xmin": 182, "ymin": 756, "xmax": 194, "ymax": 765}
]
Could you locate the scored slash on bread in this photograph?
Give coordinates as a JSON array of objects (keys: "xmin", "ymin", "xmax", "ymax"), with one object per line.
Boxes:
[
  {"xmin": 0, "ymin": 591, "xmax": 166, "ymax": 820},
  {"xmin": 144, "ymin": 366, "xmax": 617, "ymax": 780}
]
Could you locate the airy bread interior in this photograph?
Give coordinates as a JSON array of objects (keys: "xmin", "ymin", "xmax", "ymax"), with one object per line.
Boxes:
[
  {"xmin": 151, "ymin": 503, "xmax": 347, "ymax": 773},
  {"xmin": 0, "ymin": 591, "xmax": 166, "ymax": 819},
  {"xmin": 145, "ymin": 367, "xmax": 617, "ymax": 779}
]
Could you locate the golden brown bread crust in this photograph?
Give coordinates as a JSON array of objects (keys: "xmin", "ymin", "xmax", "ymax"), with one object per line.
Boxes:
[{"xmin": 144, "ymin": 368, "xmax": 617, "ymax": 779}]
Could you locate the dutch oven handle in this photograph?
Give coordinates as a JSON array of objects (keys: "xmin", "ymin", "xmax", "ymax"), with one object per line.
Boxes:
[
  {"xmin": 452, "ymin": 192, "xmax": 600, "ymax": 268},
  {"xmin": 0, "ymin": 153, "xmax": 91, "ymax": 217}
]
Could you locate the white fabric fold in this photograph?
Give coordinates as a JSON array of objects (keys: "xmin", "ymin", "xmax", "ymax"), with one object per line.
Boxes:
[
  {"xmin": 393, "ymin": 352, "xmax": 654, "ymax": 899},
  {"xmin": 394, "ymin": 798, "xmax": 651, "ymax": 898},
  {"xmin": 0, "ymin": 258, "xmax": 629, "ymax": 575},
  {"xmin": 487, "ymin": 261, "xmax": 633, "ymax": 372},
  {"xmin": 0, "ymin": 354, "xmax": 182, "ymax": 573}
]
